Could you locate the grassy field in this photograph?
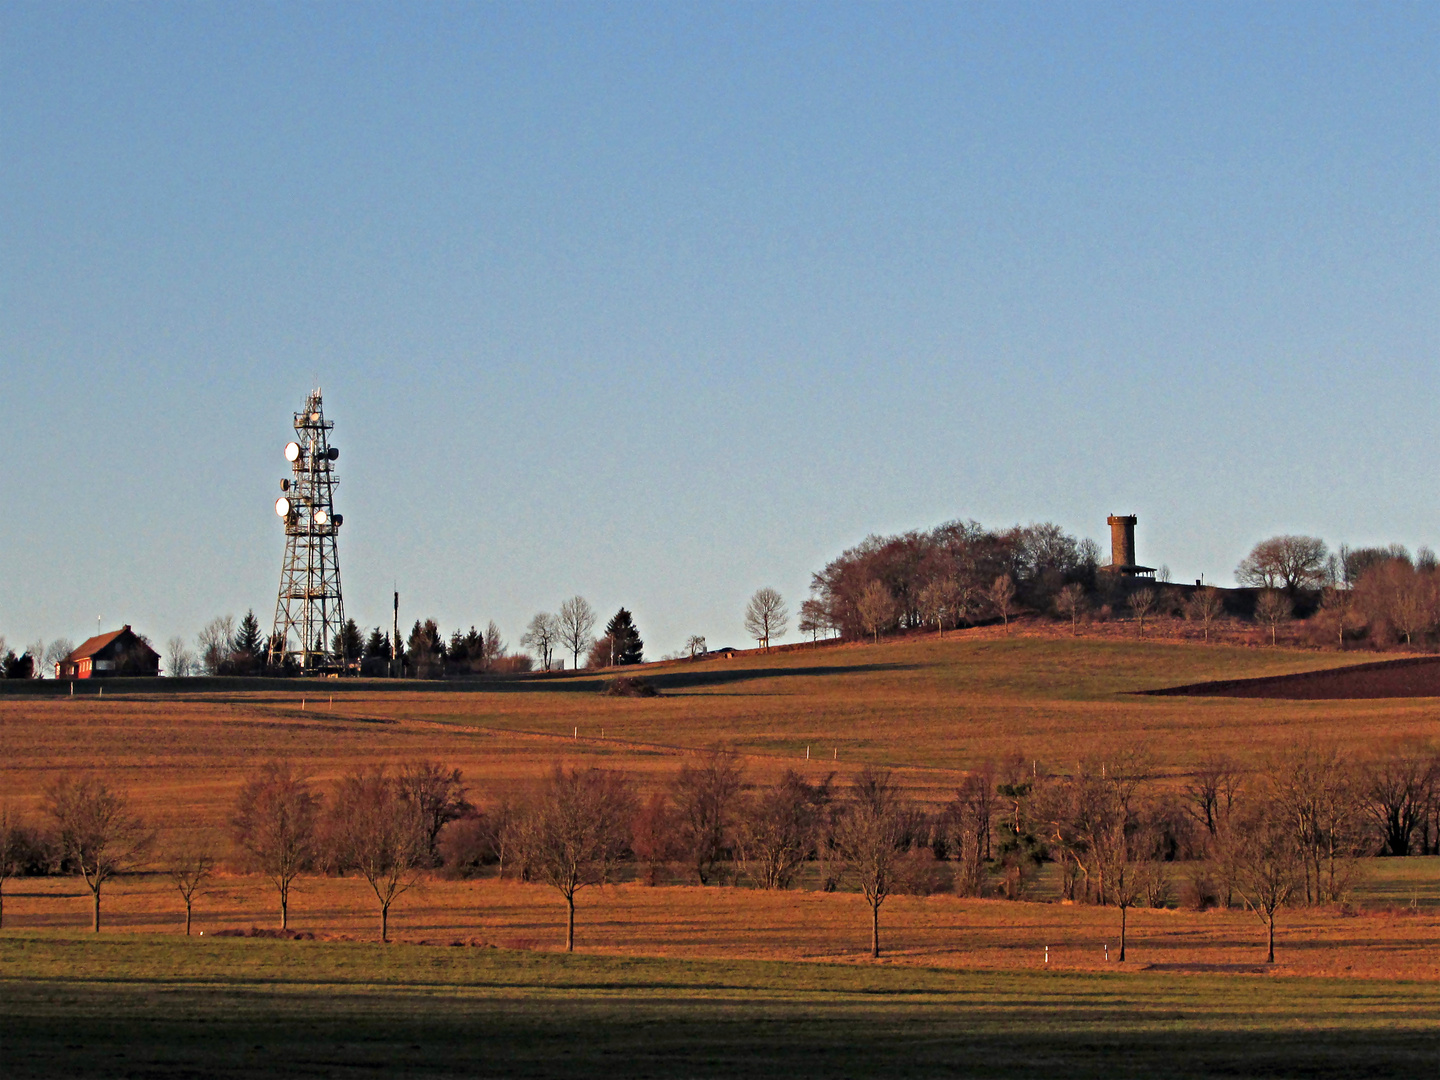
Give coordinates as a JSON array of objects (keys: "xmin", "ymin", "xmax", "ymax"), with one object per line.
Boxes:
[
  {"xmin": 4, "ymin": 633, "xmax": 1440, "ymax": 1073},
  {"xmin": 3, "ymin": 934, "xmax": 1439, "ymax": 1078},
  {"xmin": 2, "ymin": 632, "xmax": 1431, "ymax": 830}
]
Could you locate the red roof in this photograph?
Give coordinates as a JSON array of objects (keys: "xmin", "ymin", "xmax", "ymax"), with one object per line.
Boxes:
[{"xmin": 64, "ymin": 625, "xmax": 157, "ymax": 662}]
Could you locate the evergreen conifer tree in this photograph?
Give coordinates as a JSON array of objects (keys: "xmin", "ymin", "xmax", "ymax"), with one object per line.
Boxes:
[
  {"xmin": 332, "ymin": 618, "xmax": 364, "ymax": 663},
  {"xmin": 604, "ymin": 609, "xmax": 644, "ymax": 666},
  {"xmin": 233, "ymin": 611, "xmax": 266, "ymax": 673}
]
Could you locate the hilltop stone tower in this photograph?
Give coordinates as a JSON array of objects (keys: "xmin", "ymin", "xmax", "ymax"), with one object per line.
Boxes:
[{"xmin": 1105, "ymin": 514, "xmax": 1155, "ymax": 577}]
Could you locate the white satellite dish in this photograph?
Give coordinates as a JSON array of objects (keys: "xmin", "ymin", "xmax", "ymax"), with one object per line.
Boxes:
[
  {"xmin": 275, "ymin": 497, "xmax": 291, "ymax": 517},
  {"xmin": 314, "ymin": 509, "xmax": 328, "ymax": 525},
  {"xmin": 284, "ymin": 441, "xmax": 302, "ymax": 462}
]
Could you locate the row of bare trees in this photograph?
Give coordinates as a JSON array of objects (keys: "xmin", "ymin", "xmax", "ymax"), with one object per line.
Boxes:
[{"xmin": 5, "ymin": 743, "xmax": 1435, "ymax": 960}]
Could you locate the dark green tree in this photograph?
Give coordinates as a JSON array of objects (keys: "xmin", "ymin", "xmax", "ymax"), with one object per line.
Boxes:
[
  {"xmin": 234, "ymin": 610, "xmax": 266, "ymax": 673},
  {"xmin": 363, "ymin": 627, "xmax": 387, "ymax": 659},
  {"xmin": 407, "ymin": 620, "xmax": 445, "ymax": 678},
  {"xmin": 2, "ymin": 651, "xmax": 34, "ymax": 679},
  {"xmin": 604, "ymin": 609, "xmax": 644, "ymax": 666},
  {"xmin": 332, "ymin": 618, "xmax": 363, "ymax": 664}
]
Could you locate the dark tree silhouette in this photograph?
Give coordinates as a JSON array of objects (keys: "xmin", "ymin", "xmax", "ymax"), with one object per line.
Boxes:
[
  {"xmin": 604, "ymin": 609, "xmax": 644, "ymax": 666},
  {"xmin": 234, "ymin": 610, "xmax": 266, "ymax": 671},
  {"xmin": 331, "ymin": 618, "xmax": 363, "ymax": 665}
]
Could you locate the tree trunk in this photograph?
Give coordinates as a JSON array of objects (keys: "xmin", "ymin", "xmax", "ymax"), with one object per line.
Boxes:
[
  {"xmin": 92, "ymin": 885, "xmax": 101, "ymax": 932},
  {"xmin": 381, "ymin": 903, "xmax": 389, "ymax": 944},
  {"xmin": 185, "ymin": 901, "xmax": 192, "ymax": 936},
  {"xmin": 870, "ymin": 900, "xmax": 880, "ymax": 958},
  {"xmin": 566, "ymin": 894, "xmax": 575, "ymax": 952},
  {"xmin": 1119, "ymin": 905, "xmax": 1127, "ymax": 962},
  {"xmin": 281, "ymin": 889, "xmax": 288, "ymax": 931},
  {"xmin": 1266, "ymin": 911, "xmax": 1275, "ymax": 963}
]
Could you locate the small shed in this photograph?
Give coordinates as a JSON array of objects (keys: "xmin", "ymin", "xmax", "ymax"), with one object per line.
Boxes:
[{"xmin": 57, "ymin": 625, "xmax": 161, "ymax": 679}]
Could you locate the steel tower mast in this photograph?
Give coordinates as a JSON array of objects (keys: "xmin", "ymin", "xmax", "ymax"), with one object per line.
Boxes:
[{"xmin": 270, "ymin": 388, "xmax": 346, "ymax": 673}]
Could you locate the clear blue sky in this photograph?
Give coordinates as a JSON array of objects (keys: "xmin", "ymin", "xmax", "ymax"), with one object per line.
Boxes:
[{"xmin": 2, "ymin": 2, "xmax": 1436, "ymax": 658}]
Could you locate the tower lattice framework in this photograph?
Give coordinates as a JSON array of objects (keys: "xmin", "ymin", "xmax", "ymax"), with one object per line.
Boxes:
[{"xmin": 270, "ymin": 388, "xmax": 346, "ymax": 672}]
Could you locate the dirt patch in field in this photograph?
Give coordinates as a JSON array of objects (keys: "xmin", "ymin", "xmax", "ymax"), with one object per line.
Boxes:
[{"xmin": 1146, "ymin": 656, "xmax": 1440, "ymax": 700}]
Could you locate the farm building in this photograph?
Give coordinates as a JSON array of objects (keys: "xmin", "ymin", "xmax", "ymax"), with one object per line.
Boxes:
[{"xmin": 56, "ymin": 625, "xmax": 160, "ymax": 679}]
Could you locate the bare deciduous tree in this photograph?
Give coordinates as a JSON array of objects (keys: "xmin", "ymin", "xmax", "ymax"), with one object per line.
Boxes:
[
  {"xmin": 743, "ymin": 587, "xmax": 789, "ymax": 651},
  {"xmin": 918, "ymin": 577, "xmax": 961, "ymax": 638},
  {"xmin": 1236, "ymin": 535, "xmax": 1330, "ymax": 595},
  {"xmin": 798, "ymin": 597, "xmax": 836, "ymax": 642},
  {"xmin": 1184, "ymin": 587, "xmax": 1224, "ymax": 643},
  {"xmin": 43, "ymin": 638, "xmax": 75, "ymax": 678},
  {"xmin": 196, "ymin": 615, "xmax": 236, "ymax": 675},
  {"xmin": 946, "ymin": 765, "xmax": 995, "ymax": 897},
  {"xmin": 164, "ymin": 636, "xmax": 193, "ymax": 677},
  {"xmin": 45, "ymin": 775, "xmax": 153, "ymax": 932},
  {"xmin": 1055, "ymin": 583, "xmax": 1086, "ymax": 636},
  {"xmin": 1313, "ymin": 587, "xmax": 1361, "ymax": 649},
  {"xmin": 736, "ymin": 771, "xmax": 831, "ymax": 890},
  {"xmin": 856, "ymin": 580, "xmax": 896, "ymax": 643},
  {"xmin": 1183, "ymin": 755, "xmax": 1241, "ymax": 840},
  {"xmin": 631, "ymin": 792, "xmax": 676, "ymax": 885},
  {"xmin": 1128, "ymin": 587, "xmax": 1156, "ymax": 638},
  {"xmin": 526, "ymin": 766, "xmax": 636, "ymax": 951},
  {"xmin": 1227, "ymin": 798, "xmax": 1303, "ymax": 963},
  {"xmin": 521, "ymin": 612, "xmax": 560, "ymax": 671},
  {"xmin": 1268, "ymin": 743, "xmax": 1366, "ymax": 905},
  {"xmin": 557, "ymin": 596, "xmax": 597, "ymax": 671},
  {"xmin": 1093, "ymin": 817, "xmax": 1147, "ymax": 961},
  {"xmin": 230, "ymin": 760, "xmax": 321, "ymax": 930},
  {"xmin": 987, "ymin": 574, "xmax": 1018, "ymax": 633},
  {"xmin": 1363, "ymin": 745, "xmax": 1436, "ymax": 857},
  {"xmin": 397, "ymin": 761, "xmax": 470, "ymax": 865},
  {"xmin": 1255, "ymin": 589, "xmax": 1291, "ymax": 646},
  {"xmin": 670, "ymin": 747, "xmax": 744, "ymax": 884},
  {"xmin": 0, "ymin": 806, "xmax": 30, "ymax": 929},
  {"xmin": 832, "ymin": 767, "xmax": 910, "ymax": 958},
  {"xmin": 165, "ymin": 835, "xmax": 217, "ymax": 936},
  {"xmin": 328, "ymin": 767, "xmax": 428, "ymax": 942},
  {"xmin": 684, "ymin": 635, "xmax": 707, "ymax": 659}
]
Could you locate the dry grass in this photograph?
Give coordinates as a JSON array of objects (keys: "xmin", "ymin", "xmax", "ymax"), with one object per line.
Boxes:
[
  {"xmin": 7, "ymin": 867, "xmax": 1440, "ymax": 981},
  {"xmin": 0, "ymin": 632, "xmax": 1426, "ymax": 826},
  {"xmin": 4, "ymin": 631, "xmax": 1439, "ymax": 985}
]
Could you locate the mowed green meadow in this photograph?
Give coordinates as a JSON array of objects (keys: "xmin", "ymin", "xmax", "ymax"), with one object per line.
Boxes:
[{"xmin": 3, "ymin": 934, "xmax": 1439, "ymax": 1079}]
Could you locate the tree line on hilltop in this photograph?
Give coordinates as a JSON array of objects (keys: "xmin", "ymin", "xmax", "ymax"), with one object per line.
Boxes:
[
  {"xmin": 12, "ymin": 519, "xmax": 1440, "ymax": 680},
  {"xmin": 4, "ymin": 742, "xmax": 1438, "ymax": 962},
  {"xmin": 158, "ymin": 599, "xmax": 647, "ymax": 678},
  {"xmin": 789, "ymin": 519, "xmax": 1440, "ymax": 652}
]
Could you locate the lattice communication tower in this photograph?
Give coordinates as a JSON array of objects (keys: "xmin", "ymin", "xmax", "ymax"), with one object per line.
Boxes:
[{"xmin": 270, "ymin": 388, "xmax": 346, "ymax": 672}]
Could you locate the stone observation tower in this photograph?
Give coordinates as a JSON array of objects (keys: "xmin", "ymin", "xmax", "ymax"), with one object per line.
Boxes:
[{"xmin": 1106, "ymin": 514, "xmax": 1155, "ymax": 577}]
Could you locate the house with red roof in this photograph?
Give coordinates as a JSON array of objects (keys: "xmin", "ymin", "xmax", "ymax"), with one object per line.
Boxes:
[{"xmin": 56, "ymin": 625, "xmax": 161, "ymax": 679}]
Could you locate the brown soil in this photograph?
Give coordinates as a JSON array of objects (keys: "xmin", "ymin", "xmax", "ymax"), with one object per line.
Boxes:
[{"xmin": 1147, "ymin": 655, "xmax": 1440, "ymax": 700}]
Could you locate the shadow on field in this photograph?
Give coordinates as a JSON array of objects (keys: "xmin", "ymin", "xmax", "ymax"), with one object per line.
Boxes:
[
  {"xmin": 0, "ymin": 664, "xmax": 917, "ymax": 699},
  {"xmin": 3, "ymin": 978, "xmax": 1436, "ymax": 1079}
]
